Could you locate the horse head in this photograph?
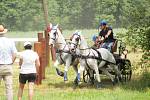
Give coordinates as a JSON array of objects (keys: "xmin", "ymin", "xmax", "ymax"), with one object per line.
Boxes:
[
  {"xmin": 70, "ymin": 31, "xmax": 81, "ymax": 52},
  {"xmin": 49, "ymin": 24, "xmax": 63, "ymax": 45}
]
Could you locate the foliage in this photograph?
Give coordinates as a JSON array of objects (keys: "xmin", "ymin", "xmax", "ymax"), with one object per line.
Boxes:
[
  {"xmin": 1, "ymin": 0, "xmax": 150, "ymax": 30},
  {"xmin": 126, "ymin": 16, "xmax": 150, "ymax": 51},
  {"xmin": 125, "ymin": 0, "xmax": 150, "ymax": 69},
  {"xmin": 141, "ymin": 52, "xmax": 150, "ymax": 68}
]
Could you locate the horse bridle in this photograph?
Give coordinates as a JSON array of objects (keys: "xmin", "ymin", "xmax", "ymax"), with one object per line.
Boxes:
[
  {"xmin": 50, "ymin": 29, "xmax": 58, "ymax": 41},
  {"xmin": 70, "ymin": 33, "xmax": 81, "ymax": 49},
  {"xmin": 70, "ymin": 34, "xmax": 93, "ymax": 52}
]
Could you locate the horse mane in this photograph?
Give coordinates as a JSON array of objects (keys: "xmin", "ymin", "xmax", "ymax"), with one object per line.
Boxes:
[
  {"xmin": 58, "ymin": 27, "xmax": 62, "ymax": 34},
  {"xmin": 56, "ymin": 27, "xmax": 66, "ymax": 44},
  {"xmin": 79, "ymin": 33, "xmax": 88, "ymax": 49}
]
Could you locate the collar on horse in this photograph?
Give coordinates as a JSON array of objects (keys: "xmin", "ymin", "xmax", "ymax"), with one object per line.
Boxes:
[{"xmin": 56, "ymin": 43, "xmax": 70, "ymax": 64}]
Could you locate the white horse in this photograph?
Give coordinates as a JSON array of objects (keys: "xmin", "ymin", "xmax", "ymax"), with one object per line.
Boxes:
[
  {"xmin": 70, "ymin": 31, "xmax": 122, "ymax": 88},
  {"xmin": 49, "ymin": 24, "xmax": 78, "ymax": 81}
]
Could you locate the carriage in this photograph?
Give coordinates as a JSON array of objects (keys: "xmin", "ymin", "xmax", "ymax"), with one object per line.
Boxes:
[
  {"xmin": 49, "ymin": 24, "xmax": 132, "ymax": 88},
  {"xmin": 82, "ymin": 39, "xmax": 132, "ymax": 83}
]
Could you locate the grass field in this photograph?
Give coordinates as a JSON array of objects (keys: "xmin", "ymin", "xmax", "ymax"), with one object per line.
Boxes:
[
  {"xmin": 0, "ymin": 30, "xmax": 149, "ymax": 100},
  {"xmin": 0, "ymin": 51, "xmax": 150, "ymax": 100}
]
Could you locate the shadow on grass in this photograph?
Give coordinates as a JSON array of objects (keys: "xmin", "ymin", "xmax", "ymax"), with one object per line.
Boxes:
[
  {"xmin": 47, "ymin": 78, "xmax": 116, "ymax": 90},
  {"xmin": 121, "ymin": 71, "xmax": 150, "ymax": 92},
  {"xmin": 48, "ymin": 81, "xmax": 74, "ymax": 89}
]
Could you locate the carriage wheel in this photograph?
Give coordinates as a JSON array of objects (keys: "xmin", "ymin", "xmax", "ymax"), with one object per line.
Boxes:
[
  {"xmin": 83, "ymin": 70, "xmax": 91, "ymax": 83},
  {"xmin": 121, "ymin": 59, "xmax": 132, "ymax": 82}
]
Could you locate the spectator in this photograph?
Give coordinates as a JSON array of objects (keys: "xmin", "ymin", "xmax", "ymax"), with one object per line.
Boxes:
[
  {"xmin": 0, "ymin": 25, "xmax": 17, "ymax": 100},
  {"xmin": 17, "ymin": 41, "xmax": 40, "ymax": 100}
]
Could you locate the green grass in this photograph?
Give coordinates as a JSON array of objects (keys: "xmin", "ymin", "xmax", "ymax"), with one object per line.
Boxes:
[{"xmin": 0, "ymin": 58, "xmax": 150, "ymax": 100}]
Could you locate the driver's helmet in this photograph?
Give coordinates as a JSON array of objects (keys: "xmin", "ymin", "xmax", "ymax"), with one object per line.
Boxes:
[
  {"xmin": 92, "ymin": 34, "xmax": 98, "ymax": 42},
  {"xmin": 99, "ymin": 20, "xmax": 107, "ymax": 26}
]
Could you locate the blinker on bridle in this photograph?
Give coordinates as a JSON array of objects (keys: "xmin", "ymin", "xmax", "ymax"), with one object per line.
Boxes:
[
  {"xmin": 50, "ymin": 29, "xmax": 58, "ymax": 41},
  {"xmin": 71, "ymin": 34, "xmax": 81, "ymax": 48}
]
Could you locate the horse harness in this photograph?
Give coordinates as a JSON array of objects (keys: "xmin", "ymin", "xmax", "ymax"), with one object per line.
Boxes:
[
  {"xmin": 73, "ymin": 47, "xmax": 116, "ymax": 70},
  {"xmin": 56, "ymin": 43, "xmax": 68, "ymax": 64},
  {"xmin": 56, "ymin": 43, "xmax": 76, "ymax": 65},
  {"xmin": 85, "ymin": 48, "xmax": 102, "ymax": 70}
]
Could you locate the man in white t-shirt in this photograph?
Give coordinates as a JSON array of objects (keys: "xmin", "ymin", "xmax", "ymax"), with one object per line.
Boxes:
[
  {"xmin": 18, "ymin": 41, "xmax": 40, "ymax": 100},
  {"xmin": 0, "ymin": 25, "xmax": 17, "ymax": 100}
]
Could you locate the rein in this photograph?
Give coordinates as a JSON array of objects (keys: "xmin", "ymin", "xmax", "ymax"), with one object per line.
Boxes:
[
  {"xmin": 79, "ymin": 47, "xmax": 92, "ymax": 50},
  {"xmin": 72, "ymin": 47, "xmax": 116, "ymax": 65},
  {"xmin": 56, "ymin": 49, "xmax": 71, "ymax": 54},
  {"xmin": 55, "ymin": 42, "xmax": 71, "ymax": 54}
]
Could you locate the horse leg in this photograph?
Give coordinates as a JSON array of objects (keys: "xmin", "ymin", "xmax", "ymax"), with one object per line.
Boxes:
[
  {"xmin": 54, "ymin": 60, "xmax": 64, "ymax": 77},
  {"xmin": 100, "ymin": 67, "xmax": 116, "ymax": 85},
  {"xmin": 93, "ymin": 64, "xmax": 102, "ymax": 89},
  {"xmin": 72, "ymin": 61, "xmax": 78, "ymax": 76},
  {"xmin": 75, "ymin": 64, "xmax": 85, "ymax": 83},
  {"xmin": 64, "ymin": 66, "xmax": 68, "ymax": 81},
  {"xmin": 72, "ymin": 63, "xmax": 79, "ymax": 86},
  {"xmin": 64, "ymin": 59, "xmax": 72, "ymax": 81},
  {"xmin": 72, "ymin": 65, "xmax": 83, "ymax": 89},
  {"xmin": 94, "ymin": 60, "xmax": 108, "ymax": 88},
  {"xmin": 111, "ymin": 64, "xmax": 122, "ymax": 82},
  {"xmin": 88, "ymin": 69, "xmax": 94, "ymax": 85}
]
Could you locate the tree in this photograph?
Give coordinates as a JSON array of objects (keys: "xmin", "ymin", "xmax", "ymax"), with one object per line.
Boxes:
[
  {"xmin": 126, "ymin": 0, "xmax": 150, "ymax": 68},
  {"xmin": 0, "ymin": 0, "xmax": 150, "ymax": 30},
  {"xmin": 0, "ymin": 0, "xmax": 43, "ymax": 31}
]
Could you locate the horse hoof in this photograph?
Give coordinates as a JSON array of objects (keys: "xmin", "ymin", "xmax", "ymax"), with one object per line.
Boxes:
[
  {"xmin": 112, "ymin": 80, "xmax": 117, "ymax": 86},
  {"xmin": 88, "ymin": 80, "xmax": 94, "ymax": 86},
  {"xmin": 64, "ymin": 78, "xmax": 68, "ymax": 82},
  {"xmin": 119, "ymin": 76, "xmax": 123, "ymax": 82},
  {"xmin": 74, "ymin": 78, "xmax": 79, "ymax": 85},
  {"xmin": 56, "ymin": 69, "xmax": 64, "ymax": 77},
  {"xmin": 64, "ymin": 76, "xmax": 68, "ymax": 81},
  {"xmin": 59, "ymin": 71, "xmax": 64, "ymax": 77},
  {"xmin": 96, "ymin": 82, "xmax": 102, "ymax": 89},
  {"xmin": 88, "ymin": 77, "xmax": 94, "ymax": 85},
  {"xmin": 96, "ymin": 85, "xmax": 102, "ymax": 89},
  {"xmin": 73, "ymin": 84, "xmax": 78, "ymax": 89}
]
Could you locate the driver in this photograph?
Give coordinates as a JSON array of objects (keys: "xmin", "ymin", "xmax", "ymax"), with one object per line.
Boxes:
[{"xmin": 98, "ymin": 20, "xmax": 115, "ymax": 52}]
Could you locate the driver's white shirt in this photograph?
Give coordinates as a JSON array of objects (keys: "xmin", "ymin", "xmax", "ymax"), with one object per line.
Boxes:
[{"xmin": 19, "ymin": 50, "xmax": 39, "ymax": 74}]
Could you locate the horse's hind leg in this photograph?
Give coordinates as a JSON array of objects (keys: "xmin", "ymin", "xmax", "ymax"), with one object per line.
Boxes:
[
  {"xmin": 93, "ymin": 65, "xmax": 102, "ymax": 88},
  {"xmin": 72, "ymin": 60, "xmax": 79, "ymax": 75},
  {"xmin": 88, "ymin": 70, "xmax": 95, "ymax": 85},
  {"xmin": 111, "ymin": 64, "xmax": 122, "ymax": 82},
  {"xmin": 72, "ymin": 63, "xmax": 79, "ymax": 84},
  {"xmin": 100, "ymin": 67, "xmax": 115, "ymax": 85},
  {"xmin": 73, "ymin": 64, "xmax": 85, "ymax": 88}
]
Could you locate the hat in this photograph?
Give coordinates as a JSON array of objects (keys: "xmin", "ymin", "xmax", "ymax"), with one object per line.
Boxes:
[
  {"xmin": 24, "ymin": 41, "xmax": 32, "ymax": 47},
  {"xmin": 0, "ymin": 25, "xmax": 8, "ymax": 34},
  {"xmin": 99, "ymin": 20, "xmax": 107, "ymax": 26}
]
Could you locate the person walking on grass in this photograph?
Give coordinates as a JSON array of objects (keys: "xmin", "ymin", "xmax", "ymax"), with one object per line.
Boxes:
[
  {"xmin": 0, "ymin": 25, "xmax": 17, "ymax": 100},
  {"xmin": 18, "ymin": 41, "xmax": 40, "ymax": 100}
]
